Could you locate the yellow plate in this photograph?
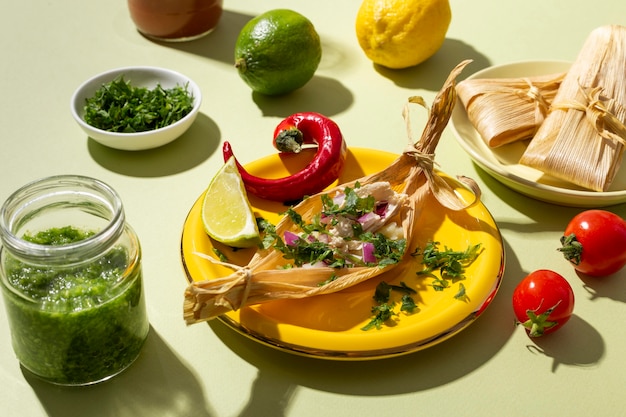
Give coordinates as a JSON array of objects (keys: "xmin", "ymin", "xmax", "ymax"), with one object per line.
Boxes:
[{"xmin": 181, "ymin": 147, "xmax": 505, "ymax": 360}]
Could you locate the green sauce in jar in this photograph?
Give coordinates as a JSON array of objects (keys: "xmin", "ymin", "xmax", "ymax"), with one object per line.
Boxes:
[{"xmin": 1, "ymin": 226, "xmax": 148, "ymax": 385}]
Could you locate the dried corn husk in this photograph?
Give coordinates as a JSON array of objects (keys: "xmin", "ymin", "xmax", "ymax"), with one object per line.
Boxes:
[
  {"xmin": 183, "ymin": 60, "xmax": 480, "ymax": 325},
  {"xmin": 456, "ymin": 72, "xmax": 565, "ymax": 147},
  {"xmin": 519, "ymin": 25, "xmax": 626, "ymax": 191}
]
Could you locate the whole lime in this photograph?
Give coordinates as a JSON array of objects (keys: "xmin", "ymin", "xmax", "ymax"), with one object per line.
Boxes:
[{"xmin": 234, "ymin": 9, "xmax": 322, "ymax": 96}]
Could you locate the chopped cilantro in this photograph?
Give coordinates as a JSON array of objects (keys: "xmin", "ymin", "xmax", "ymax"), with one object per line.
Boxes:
[
  {"xmin": 361, "ymin": 232, "xmax": 406, "ymax": 266},
  {"xmin": 212, "ymin": 248, "xmax": 229, "ymax": 262},
  {"xmin": 361, "ymin": 302, "xmax": 396, "ymax": 331},
  {"xmin": 321, "ymin": 185, "xmax": 375, "ymax": 218},
  {"xmin": 318, "ymin": 274, "xmax": 338, "ymax": 286},
  {"xmin": 414, "ymin": 241, "xmax": 480, "ymax": 301},
  {"xmin": 83, "ymin": 76, "xmax": 194, "ymax": 133},
  {"xmin": 416, "ymin": 241, "xmax": 482, "ymax": 281},
  {"xmin": 257, "ymin": 217, "xmax": 277, "ymax": 249},
  {"xmin": 454, "ymin": 282, "xmax": 469, "ymax": 302},
  {"xmin": 400, "ymin": 294, "xmax": 417, "ymax": 313},
  {"xmin": 257, "ymin": 187, "xmax": 406, "ymax": 269},
  {"xmin": 362, "ymin": 241, "xmax": 482, "ymax": 331},
  {"xmin": 362, "ymin": 281, "xmax": 417, "ymax": 331},
  {"xmin": 373, "ymin": 281, "xmax": 393, "ymax": 303}
]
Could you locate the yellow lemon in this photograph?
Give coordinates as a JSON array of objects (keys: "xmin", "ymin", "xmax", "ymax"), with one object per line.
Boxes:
[
  {"xmin": 201, "ymin": 157, "xmax": 261, "ymax": 248},
  {"xmin": 355, "ymin": 0, "xmax": 451, "ymax": 69}
]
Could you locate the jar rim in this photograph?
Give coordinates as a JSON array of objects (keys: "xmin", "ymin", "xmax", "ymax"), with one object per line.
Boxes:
[{"xmin": 0, "ymin": 175, "xmax": 125, "ymax": 265}]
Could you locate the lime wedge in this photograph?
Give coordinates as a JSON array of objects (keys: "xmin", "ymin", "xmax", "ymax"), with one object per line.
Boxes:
[{"xmin": 201, "ymin": 157, "xmax": 261, "ymax": 248}]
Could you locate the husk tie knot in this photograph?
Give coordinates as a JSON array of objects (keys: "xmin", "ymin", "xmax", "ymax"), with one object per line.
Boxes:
[
  {"xmin": 403, "ymin": 96, "xmax": 481, "ymax": 211},
  {"xmin": 553, "ymin": 83, "xmax": 626, "ymax": 146},
  {"xmin": 190, "ymin": 252, "xmax": 254, "ymax": 310}
]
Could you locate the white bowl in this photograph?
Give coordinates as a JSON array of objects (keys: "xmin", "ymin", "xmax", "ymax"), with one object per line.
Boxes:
[{"xmin": 71, "ymin": 66, "xmax": 202, "ymax": 151}]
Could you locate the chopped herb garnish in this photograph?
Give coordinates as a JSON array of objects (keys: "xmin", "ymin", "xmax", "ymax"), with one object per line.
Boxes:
[
  {"xmin": 212, "ymin": 248, "xmax": 229, "ymax": 263},
  {"xmin": 454, "ymin": 282, "xmax": 469, "ymax": 302},
  {"xmin": 415, "ymin": 241, "xmax": 480, "ymax": 302},
  {"xmin": 362, "ymin": 281, "xmax": 417, "ymax": 330},
  {"xmin": 362, "ymin": 241, "xmax": 482, "ymax": 331},
  {"xmin": 259, "ymin": 187, "xmax": 406, "ymax": 269},
  {"xmin": 83, "ymin": 76, "xmax": 194, "ymax": 133},
  {"xmin": 415, "ymin": 241, "xmax": 482, "ymax": 281},
  {"xmin": 321, "ymin": 184, "xmax": 375, "ymax": 218},
  {"xmin": 373, "ymin": 281, "xmax": 393, "ymax": 303},
  {"xmin": 361, "ymin": 232, "xmax": 406, "ymax": 266},
  {"xmin": 362, "ymin": 302, "xmax": 396, "ymax": 331},
  {"xmin": 257, "ymin": 217, "xmax": 277, "ymax": 249},
  {"xmin": 400, "ymin": 294, "xmax": 418, "ymax": 313},
  {"xmin": 318, "ymin": 274, "xmax": 338, "ymax": 286},
  {"xmin": 389, "ymin": 281, "xmax": 417, "ymax": 295}
]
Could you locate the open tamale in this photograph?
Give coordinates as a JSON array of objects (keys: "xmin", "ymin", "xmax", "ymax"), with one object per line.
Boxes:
[
  {"xmin": 183, "ymin": 60, "xmax": 481, "ymax": 325},
  {"xmin": 456, "ymin": 72, "xmax": 565, "ymax": 148},
  {"xmin": 519, "ymin": 25, "xmax": 626, "ymax": 192}
]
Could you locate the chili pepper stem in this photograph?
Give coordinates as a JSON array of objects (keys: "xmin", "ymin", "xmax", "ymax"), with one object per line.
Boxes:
[{"xmin": 274, "ymin": 128, "xmax": 304, "ymax": 153}]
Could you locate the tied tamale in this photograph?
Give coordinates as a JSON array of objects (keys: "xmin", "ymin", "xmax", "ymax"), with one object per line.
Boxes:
[
  {"xmin": 456, "ymin": 72, "xmax": 565, "ymax": 148},
  {"xmin": 520, "ymin": 25, "xmax": 626, "ymax": 192}
]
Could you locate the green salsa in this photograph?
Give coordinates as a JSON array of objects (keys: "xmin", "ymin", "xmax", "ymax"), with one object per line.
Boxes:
[{"xmin": 0, "ymin": 226, "xmax": 148, "ymax": 385}]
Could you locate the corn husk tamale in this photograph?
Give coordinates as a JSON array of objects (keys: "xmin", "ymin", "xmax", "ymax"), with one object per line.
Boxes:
[
  {"xmin": 456, "ymin": 72, "xmax": 565, "ymax": 147},
  {"xmin": 183, "ymin": 60, "xmax": 480, "ymax": 325},
  {"xmin": 519, "ymin": 25, "xmax": 626, "ymax": 191}
]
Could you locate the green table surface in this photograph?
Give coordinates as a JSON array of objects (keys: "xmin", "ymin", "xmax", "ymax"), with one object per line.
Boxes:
[{"xmin": 1, "ymin": 1, "xmax": 625, "ymax": 416}]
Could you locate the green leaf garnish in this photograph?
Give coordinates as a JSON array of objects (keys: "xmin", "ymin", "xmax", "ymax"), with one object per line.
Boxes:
[
  {"xmin": 416, "ymin": 241, "xmax": 482, "ymax": 282},
  {"xmin": 83, "ymin": 76, "xmax": 194, "ymax": 133}
]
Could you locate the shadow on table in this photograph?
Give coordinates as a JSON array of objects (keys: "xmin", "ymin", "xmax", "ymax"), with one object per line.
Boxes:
[
  {"xmin": 372, "ymin": 38, "xmax": 491, "ymax": 91},
  {"xmin": 87, "ymin": 112, "xmax": 220, "ymax": 177},
  {"xmin": 24, "ymin": 327, "xmax": 215, "ymax": 417},
  {"xmin": 526, "ymin": 314, "xmax": 604, "ymax": 373},
  {"xmin": 143, "ymin": 10, "xmax": 354, "ymax": 119},
  {"xmin": 249, "ymin": 76, "xmax": 354, "ymax": 119},
  {"xmin": 578, "ymin": 270, "xmax": 626, "ymax": 304},
  {"xmin": 471, "ymin": 165, "xmax": 583, "ymax": 230},
  {"xmin": 207, "ymin": 231, "xmax": 605, "ymax": 417},
  {"xmin": 210, "ymin": 237, "xmax": 518, "ymax": 396},
  {"xmin": 449, "ymin": 165, "xmax": 609, "ymax": 370},
  {"xmin": 140, "ymin": 9, "xmax": 253, "ymax": 67}
]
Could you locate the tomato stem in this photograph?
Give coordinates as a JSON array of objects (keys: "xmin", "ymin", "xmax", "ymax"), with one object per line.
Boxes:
[
  {"xmin": 558, "ymin": 233, "xmax": 583, "ymax": 265},
  {"xmin": 517, "ymin": 300, "xmax": 562, "ymax": 337}
]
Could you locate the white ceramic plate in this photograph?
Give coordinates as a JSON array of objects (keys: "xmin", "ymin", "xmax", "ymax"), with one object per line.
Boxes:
[{"xmin": 450, "ymin": 60, "xmax": 626, "ymax": 207}]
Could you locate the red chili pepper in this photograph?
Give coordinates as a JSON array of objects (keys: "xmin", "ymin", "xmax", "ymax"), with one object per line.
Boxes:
[{"xmin": 223, "ymin": 112, "xmax": 347, "ymax": 202}]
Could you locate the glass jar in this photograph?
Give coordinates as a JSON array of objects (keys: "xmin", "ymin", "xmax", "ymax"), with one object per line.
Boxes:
[
  {"xmin": 0, "ymin": 175, "xmax": 149, "ymax": 386},
  {"xmin": 127, "ymin": 0, "xmax": 223, "ymax": 42}
]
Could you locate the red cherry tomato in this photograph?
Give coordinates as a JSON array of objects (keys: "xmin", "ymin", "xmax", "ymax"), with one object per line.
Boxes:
[
  {"xmin": 559, "ymin": 210, "xmax": 626, "ymax": 277},
  {"xmin": 512, "ymin": 270, "xmax": 575, "ymax": 337}
]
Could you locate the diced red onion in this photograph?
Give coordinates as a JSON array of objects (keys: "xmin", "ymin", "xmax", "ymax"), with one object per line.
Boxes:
[
  {"xmin": 284, "ymin": 230, "xmax": 300, "ymax": 246},
  {"xmin": 362, "ymin": 242, "xmax": 376, "ymax": 263},
  {"xmin": 375, "ymin": 202, "xmax": 388, "ymax": 217},
  {"xmin": 358, "ymin": 212, "xmax": 377, "ymax": 225}
]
